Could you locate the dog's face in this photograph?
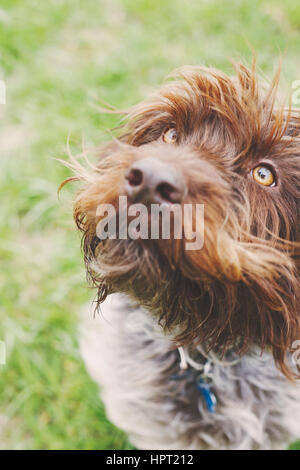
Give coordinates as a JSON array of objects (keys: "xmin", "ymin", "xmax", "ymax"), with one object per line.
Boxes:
[{"xmin": 68, "ymin": 63, "xmax": 300, "ymax": 378}]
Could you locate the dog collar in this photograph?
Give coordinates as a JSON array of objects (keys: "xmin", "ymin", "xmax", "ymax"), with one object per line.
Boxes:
[
  {"xmin": 177, "ymin": 346, "xmax": 217, "ymax": 414},
  {"xmin": 173, "ymin": 345, "xmax": 241, "ymax": 413}
]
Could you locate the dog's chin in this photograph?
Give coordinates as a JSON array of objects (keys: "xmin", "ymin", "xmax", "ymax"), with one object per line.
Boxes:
[
  {"xmin": 91, "ymin": 238, "xmax": 174, "ymax": 292},
  {"xmin": 91, "ymin": 235, "xmax": 208, "ymax": 292}
]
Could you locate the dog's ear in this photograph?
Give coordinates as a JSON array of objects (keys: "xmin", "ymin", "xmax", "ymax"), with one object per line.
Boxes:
[
  {"xmin": 238, "ymin": 268, "xmax": 300, "ymax": 379},
  {"xmin": 164, "ymin": 227, "xmax": 300, "ymax": 380},
  {"xmin": 70, "ymin": 140, "xmax": 142, "ymax": 305},
  {"xmin": 175, "ymin": 273, "xmax": 300, "ymax": 380}
]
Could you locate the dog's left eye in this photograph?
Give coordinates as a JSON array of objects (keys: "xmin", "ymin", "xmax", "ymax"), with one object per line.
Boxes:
[
  {"xmin": 163, "ymin": 128, "xmax": 177, "ymax": 144},
  {"xmin": 252, "ymin": 165, "xmax": 276, "ymax": 187}
]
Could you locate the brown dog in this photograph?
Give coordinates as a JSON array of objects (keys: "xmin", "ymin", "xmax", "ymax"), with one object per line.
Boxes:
[{"xmin": 63, "ymin": 61, "xmax": 300, "ymax": 449}]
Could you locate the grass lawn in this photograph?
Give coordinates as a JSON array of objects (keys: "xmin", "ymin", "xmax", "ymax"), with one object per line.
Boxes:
[{"xmin": 0, "ymin": 0, "xmax": 300, "ymax": 449}]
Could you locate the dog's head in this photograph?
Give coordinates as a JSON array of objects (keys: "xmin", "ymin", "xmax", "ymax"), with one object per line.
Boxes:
[{"xmin": 64, "ymin": 62, "xmax": 300, "ymax": 378}]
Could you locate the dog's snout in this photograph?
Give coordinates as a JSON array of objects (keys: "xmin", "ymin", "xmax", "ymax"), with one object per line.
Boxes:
[{"xmin": 125, "ymin": 158, "xmax": 185, "ymax": 205}]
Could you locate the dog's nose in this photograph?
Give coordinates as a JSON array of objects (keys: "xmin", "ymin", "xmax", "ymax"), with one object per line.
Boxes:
[{"xmin": 125, "ymin": 158, "xmax": 186, "ymax": 205}]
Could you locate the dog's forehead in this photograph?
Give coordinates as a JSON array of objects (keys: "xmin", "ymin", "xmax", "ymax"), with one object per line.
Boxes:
[
  {"xmin": 126, "ymin": 66, "xmax": 300, "ymax": 174},
  {"xmin": 129, "ymin": 68, "xmax": 257, "ymax": 147}
]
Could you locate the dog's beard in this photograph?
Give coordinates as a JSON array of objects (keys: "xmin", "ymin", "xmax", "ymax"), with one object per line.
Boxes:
[{"xmin": 85, "ymin": 231, "xmax": 300, "ymax": 380}]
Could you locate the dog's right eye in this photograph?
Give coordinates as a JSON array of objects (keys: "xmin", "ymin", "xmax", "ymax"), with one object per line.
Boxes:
[
  {"xmin": 163, "ymin": 128, "xmax": 177, "ymax": 144},
  {"xmin": 252, "ymin": 165, "xmax": 276, "ymax": 187}
]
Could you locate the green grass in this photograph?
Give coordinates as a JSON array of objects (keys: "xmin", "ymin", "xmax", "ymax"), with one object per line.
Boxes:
[{"xmin": 0, "ymin": 0, "xmax": 300, "ymax": 449}]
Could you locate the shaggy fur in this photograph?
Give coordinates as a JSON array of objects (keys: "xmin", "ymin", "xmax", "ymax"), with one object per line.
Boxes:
[
  {"xmin": 80, "ymin": 295, "xmax": 300, "ymax": 449},
  {"xmin": 63, "ymin": 61, "xmax": 300, "ymax": 449}
]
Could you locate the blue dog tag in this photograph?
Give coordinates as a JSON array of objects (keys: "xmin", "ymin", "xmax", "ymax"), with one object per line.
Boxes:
[{"xmin": 196, "ymin": 376, "xmax": 217, "ymax": 413}]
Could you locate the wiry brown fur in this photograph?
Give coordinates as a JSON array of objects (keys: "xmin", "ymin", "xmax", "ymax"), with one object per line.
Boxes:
[{"xmin": 62, "ymin": 61, "xmax": 300, "ymax": 380}]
